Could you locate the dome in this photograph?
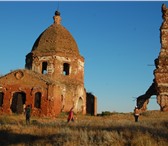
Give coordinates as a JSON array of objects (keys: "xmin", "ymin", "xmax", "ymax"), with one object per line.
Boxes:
[{"xmin": 31, "ymin": 12, "xmax": 79, "ymax": 55}]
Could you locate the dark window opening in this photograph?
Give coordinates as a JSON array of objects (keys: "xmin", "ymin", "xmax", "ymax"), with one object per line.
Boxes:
[
  {"xmin": 61, "ymin": 95, "xmax": 64, "ymax": 102},
  {"xmin": 34, "ymin": 92, "xmax": 41, "ymax": 108},
  {"xmin": 63, "ymin": 63, "xmax": 70, "ymax": 75},
  {"xmin": 0, "ymin": 92, "xmax": 4, "ymax": 107},
  {"xmin": 10, "ymin": 92, "xmax": 26, "ymax": 114},
  {"xmin": 42, "ymin": 62, "xmax": 47, "ymax": 74}
]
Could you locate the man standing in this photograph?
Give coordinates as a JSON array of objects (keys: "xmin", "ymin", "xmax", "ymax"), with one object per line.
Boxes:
[
  {"xmin": 134, "ymin": 106, "xmax": 140, "ymax": 122},
  {"xmin": 25, "ymin": 105, "xmax": 31, "ymax": 124}
]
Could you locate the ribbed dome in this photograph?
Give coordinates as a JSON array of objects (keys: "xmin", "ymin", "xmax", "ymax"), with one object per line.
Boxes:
[{"xmin": 31, "ymin": 23, "xmax": 79, "ymax": 55}]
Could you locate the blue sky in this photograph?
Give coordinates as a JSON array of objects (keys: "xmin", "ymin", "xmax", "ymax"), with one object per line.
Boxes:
[{"xmin": 0, "ymin": 1, "xmax": 167, "ymax": 113}]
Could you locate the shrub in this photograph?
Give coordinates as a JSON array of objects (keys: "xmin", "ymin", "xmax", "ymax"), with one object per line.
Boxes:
[{"xmin": 101, "ymin": 111, "xmax": 112, "ymax": 116}]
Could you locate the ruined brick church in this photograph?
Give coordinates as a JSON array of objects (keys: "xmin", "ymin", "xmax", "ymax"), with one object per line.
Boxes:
[{"xmin": 0, "ymin": 10, "xmax": 97, "ymax": 117}]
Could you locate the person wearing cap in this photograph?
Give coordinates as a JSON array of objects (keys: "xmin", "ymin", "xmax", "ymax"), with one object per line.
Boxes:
[{"xmin": 134, "ymin": 106, "xmax": 140, "ymax": 122}]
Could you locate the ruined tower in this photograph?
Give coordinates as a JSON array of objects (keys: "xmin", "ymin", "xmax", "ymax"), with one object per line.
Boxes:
[
  {"xmin": 25, "ymin": 11, "xmax": 86, "ymax": 114},
  {"xmin": 137, "ymin": 4, "xmax": 168, "ymax": 112},
  {"xmin": 154, "ymin": 4, "xmax": 168, "ymax": 111}
]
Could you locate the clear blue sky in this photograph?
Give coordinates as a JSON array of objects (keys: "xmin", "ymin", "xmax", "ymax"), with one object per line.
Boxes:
[{"xmin": 0, "ymin": 1, "xmax": 167, "ymax": 113}]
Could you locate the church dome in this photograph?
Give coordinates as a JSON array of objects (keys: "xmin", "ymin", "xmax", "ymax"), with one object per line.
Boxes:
[{"xmin": 31, "ymin": 11, "xmax": 79, "ymax": 55}]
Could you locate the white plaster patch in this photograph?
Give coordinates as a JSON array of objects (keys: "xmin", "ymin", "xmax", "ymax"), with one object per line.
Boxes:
[
  {"xmin": 39, "ymin": 56, "xmax": 52, "ymax": 61},
  {"xmin": 76, "ymin": 85, "xmax": 84, "ymax": 98},
  {"xmin": 158, "ymin": 83, "xmax": 168, "ymax": 86},
  {"xmin": 61, "ymin": 86, "xmax": 66, "ymax": 95},
  {"xmin": 56, "ymin": 56, "xmax": 71, "ymax": 62},
  {"xmin": 160, "ymin": 92, "xmax": 168, "ymax": 95},
  {"xmin": 78, "ymin": 60, "xmax": 84, "ymax": 71}
]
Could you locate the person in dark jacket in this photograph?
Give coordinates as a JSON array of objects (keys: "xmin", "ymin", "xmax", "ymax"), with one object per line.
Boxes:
[
  {"xmin": 134, "ymin": 106, "xmax": 140, "ymax": 122},
  {"xmin": 25, "ymin": 105, "xmax": 31, "ymax": 124}
]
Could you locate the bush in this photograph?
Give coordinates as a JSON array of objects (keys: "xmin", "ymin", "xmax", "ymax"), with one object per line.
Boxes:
[{"xmin": 101, "ymin": 111, "xmax": 112, "ymax": 116}]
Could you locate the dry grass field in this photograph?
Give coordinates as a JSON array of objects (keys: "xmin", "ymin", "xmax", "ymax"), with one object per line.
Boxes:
[{"xmin": 0, "ymin": 110, "xmax": 168, "ymax": 146}]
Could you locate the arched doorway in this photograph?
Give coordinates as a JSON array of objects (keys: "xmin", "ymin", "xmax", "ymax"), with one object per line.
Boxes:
[
  {"xmin": 147, "ymin": 95, "xmax": 160, "ymax": 111},
  {"xmin": 77, "ymin": 97, "xmax": 83, "ymax": 113},
  {"xmin": 10, "ymin": 92, "xmax": 26, "ymax": 114}
]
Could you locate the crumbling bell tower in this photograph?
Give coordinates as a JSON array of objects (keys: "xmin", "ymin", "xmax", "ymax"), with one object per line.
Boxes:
[
  {"xmin": 25, "ymin": 11, "xmax": 86, "ymax": 114},
  {"xmin": 154, "ymin": 4, "xmax": 168, "ymax": 111}
]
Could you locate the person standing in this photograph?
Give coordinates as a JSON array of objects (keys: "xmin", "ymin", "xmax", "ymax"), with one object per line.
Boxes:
[
  {"xmin": 134, "ymin": 106, "xmax": 140, "ymax": 122},
  {"xmin": 67, "ymin": 107, "xmax": 74, "ymax": 123},
  {"xmin": 25, "ymin": 105, "xmax": 31, "ymax": 125}
]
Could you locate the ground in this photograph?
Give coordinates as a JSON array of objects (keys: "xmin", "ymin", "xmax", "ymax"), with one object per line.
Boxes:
[{"xmin": 0, "ymin": 111, "xmax": 168, "ymax": 146}]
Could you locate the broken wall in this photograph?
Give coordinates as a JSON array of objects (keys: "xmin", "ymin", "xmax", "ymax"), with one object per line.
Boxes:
[{"xmin": 154, "ymin": 4, "xmax": 168, "ymax": 111}]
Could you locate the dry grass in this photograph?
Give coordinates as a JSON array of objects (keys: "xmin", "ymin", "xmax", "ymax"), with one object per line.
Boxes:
[{"xmin": 0, "ymin": 111, "xmax": 168, "ymax": 146}]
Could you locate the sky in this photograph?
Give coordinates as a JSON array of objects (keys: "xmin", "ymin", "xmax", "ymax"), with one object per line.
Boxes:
[{"xmin": 0, "ymin": 1, "xmax": 167, "ymax": 113}]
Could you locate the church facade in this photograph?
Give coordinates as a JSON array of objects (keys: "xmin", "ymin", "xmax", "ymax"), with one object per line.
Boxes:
[{"xmin": 0, "ymin": 11, "xmax": 97, "ymax": 117}]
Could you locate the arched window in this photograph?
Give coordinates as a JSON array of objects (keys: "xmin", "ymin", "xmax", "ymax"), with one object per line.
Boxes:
[
  {"xmin": 10, "ymin": 92, "xmax": 26, "ymax": 114},
  {"xmin": 0, "ymin": 92, "xmax": 4, "ymax": 107},
  {"xmin": 42, "ymin": 62, "xmax": 47, "ymax": 74},
  {"xmin": 77, "ymin": 97, "xmax": 83, "ymax": 113},
  {"xmin": 34, "ymin": 92, "xmax": 41, "ymax": 108},
  {"xmin": 63, "ymin": 63, "xmax": 70, "ymax": 75}
]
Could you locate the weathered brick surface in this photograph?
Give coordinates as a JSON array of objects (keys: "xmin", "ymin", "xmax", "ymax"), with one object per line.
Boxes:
[
  {"xmin": 0, "ymin": 11, "xmax": 97, "ymax": 117},
  {"xmin": 154, "ymin": 4, "xmax": 168, "ymax": 111},
  {"xmin": 0, "ymin": 69, "xmax": 56, "ymax": 116}
]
